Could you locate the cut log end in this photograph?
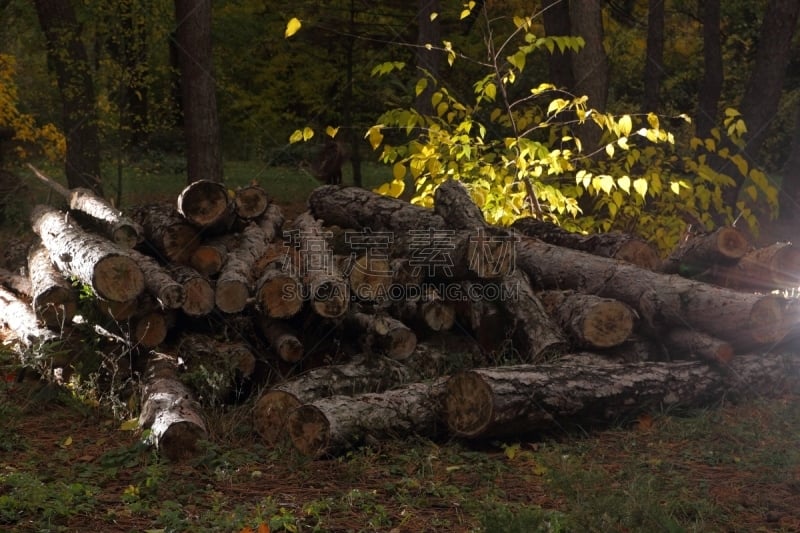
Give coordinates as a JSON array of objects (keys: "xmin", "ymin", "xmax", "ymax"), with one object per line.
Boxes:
[
  {"xmin": 420, "ymin": 300, "xmax": 456, "ymax": 331},
  {"xmin": 134, "ymin": 312, "xmax": 169, "ymax": 348},
  {"xmin": 94, "ymin": 254, "xmax": 145, "ymax": 302},
  {"xmin": 253, "ymin": 390, "xmax": 302, "ymax": 446},
  {"xmin": 748, "ymin": 295, "xmax": 790, "ymax": 345},
  {"xmin": 189, "ymin": 246, "xmax": 225, "ymax": 278},
  {"xmin": 111, "ymin": 225, "xmax": 142, "ymax": 250},
  {"xmin": 716, "ymin": 227, "xmax": 751, "ymax": 260},
  {"xmin": 309, "ymin": 279, "xmax": 349, "ymax": 318},
  {"xmin": 182, "ymin": 277, "xmax": 215, "ymax": 317},
  {"xmin": 256, "ymin": 274, "xmax": 303, "ymax": 319},
  {"xmin": 178, "ymin": 180, "xmax": 231, "ymax": 228},
  {"xmin": 234, "ymin": 186, "xmax": 270, "ymax": 220},
  {"xmin": 287, "ymin": 404, "xmax": 330, "ymax": 457},
  {"xmin": 215, "ymin": 280, "xmax": 250, "ymax": 314},
  {"xmin": 583, "ymin": 301, "xmax": 636, "ymax": 349},
  {"xmin": 444, "ymin": 372, "xmax": 493, "ymax": 438},
  {"xmin": 157, "ymin": 421, "xmax": 207, "ymax": 461},
  {"xmin": 35, "ymin": 288, "xmax": 78, "ymax": 329}
]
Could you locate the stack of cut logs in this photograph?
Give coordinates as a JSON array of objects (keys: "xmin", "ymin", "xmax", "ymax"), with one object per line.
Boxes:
[{"xmin": 1, "ymin": 167, "xmax": 799, "ymax": 460}]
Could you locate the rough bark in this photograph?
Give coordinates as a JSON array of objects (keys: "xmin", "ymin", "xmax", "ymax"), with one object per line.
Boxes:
[
  {"xmin": 541, "ymin": 0, "xmax": 575, "ymax": 90},
  {"xmin": 0, "ymin": 266, "xmax": 32, "ymax": 297},
  {"xmin": 290, "ymin": 212, "xmax": 350, "ymax": 318},
  {"xmin": 127, "ymin": 248, "xmax": 185, "ymax": 309},
  {"xmin": 32, "ymin": 205, "xmax": 145, "ymax": 302},
  {"xmin": 512, "ymin": 217, "xmax": 661, "ymax": 270},
  {"xmin": 664, "ymin": 328, "xmax": 733, "ymax": 365},
  {"xmin": 170, "ymin": 265, "xmax": 215, "ymax": 317},
  {"xmin": 139, "ymin": 351, "xmax": 207, "ymax": 461},
  {"xmin": 215, "ymin": 223, "xmax": 270, "ymax": 314},
  {"xmin": 256, "ymin": 202, "xmax": 285, "ymax": 243},
  {"xmin": 256, "ymin": 317, "xmax": 304, "ymax": 363},
  {"xmin": 234, "ymin": 185, "xmax": 269, "ymax": 220},
  {"xmin": 27, "ymin": 244, "xmax": 77, "ymax": 328},
  {"xmin": 514, "ymin": 235, "xmax": 792, "ymax": 348},
  {"xmin": 133, "ymin": 203, "xmax": 201, "ymax": 264},
  {"xmin": 706, "ymin": 242, "xmax": 800, "ymax": 292},
  {"xmin": 28, "ymin": 165, "xmax": 142, "ymax": 248},
  {"xmin": 660, "ymin": 227, "xmax": 750, "ymax": 275},
  {"xmin": 288, "ymin": 379, "xmax": 447, "ymax": 457},
  {"xmin": 176, "ymin": 179, "xmax": 233, "ymax": 230},
  {"xmin": 344, "ymin": 310, "xmax": 417, "ymax": 360},
  {"xmin": 444, "ymin": 352, "xmax": 800, "ymax": 438},
  {"xmin": 0, "ymin": 285, "xmax": 57, "ymax": 350},
  {"xmin": 539, "ymin": 290, "xmax": 636, "ymax": 349}
]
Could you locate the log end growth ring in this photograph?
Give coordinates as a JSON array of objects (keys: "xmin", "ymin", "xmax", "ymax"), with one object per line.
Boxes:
[
  {"xmin": 444, "ymin": 372, "xmax": 494, "ymax": 437},
  {"xmin": 178, "ymin": 180, "xmax": 231, "ymax": 227},
  {"xmin": 253, "ymin": 391, "xmax": 302, "ymax": 446},
  {"xmin": 157, "ymin": 421, "xmax": 207, "ymax": 461},
  {"xmin": 287, "ymin": 404, "xmax": 330, "ymax": 457},
  {"xmin": 94, "ymin": 254, "xmax": 145, "ymax": 302},
  {"xmin": 583, "ymin": 301, "xmax": 635, "ymax": 348}
]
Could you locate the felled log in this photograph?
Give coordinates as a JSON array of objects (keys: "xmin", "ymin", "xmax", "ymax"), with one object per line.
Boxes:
[
  {"xmin": 706, "ymin": 242, "xmax": 800, "ymax": 292},
  {"xmin": 287, "ymin": 379, "xmax": 446, "ymax": 457},
  {"xmin": 0, "ymin": 285, "xmax": 57, "ymax": 350},
  {"xmin": 664, "ymin": 328, "xmax": 733, "ymax": 365},
  {"xmin": 133, "ymin": 203, "xmax": 201, "ymax": 264},
  {"xmin": 291, "ymin": 212, "xmax": 350, "ymax": 318},
  {"xmin": 32, "ymin": 205, "xmax": 145, "ymax": 303},
  {"xmin": 453, "ymin": 281, "xmax": 507, "ymax": 352},
  {"xmin": 256, "ymin": 316, "xmax": 304, "ymax": 363},
  {"xmin": 256, "ymin": 202, "xmax": 285, "ymax": 242},
  {"xmin": 215, "ymin": 223, "xmax": 270, "ymax": 313},
  {"xmin": 170, "ymin": 265, "xmax": 215, "ymax": 317},
  {"xmin": 177, "ymin": 179, "xmax": 234, "ymax": 231},
  {"xmin": 346, "ymin": 254, "xmax": 393, "ymax": 302},
  {"xmin": 392, "ymin": 286, "xmax": 455, "ymax": 332},
  {"xmin": 344, "ymin": 309, "xmax": 417, "ymax": 359},
  {"xmin": 444, "ymin": 352, "xmax": 800, "ymax": 439},
  {"xmin": 28, "ymin": 164, "xmax": 143, "ymax": 248},
  {"xmin": 234, "ymin": 184, "xmax": 270, "ymax": 220},
  {"xmin": 132, "ymin": 309, "xmax": 173, "ymax": 348},
  {"xmin": 27, "ymin": 244, "xmax": 78, "ymax": 328},
  {"xmin": 514, "ymin": 235, "xmax": 793, "ymax": 348},
  {"xmin": 511, "ymin": 216, "xmax": 661, "ymax": 270},
  {"xmin": 538, "ymin": 290, "xmax": 636, "ymax": 349},
  {"xmin": 176, "ymin": 333, "xmax": 257, "ymax": 405},
  {"xmin": 96, "ymin": 297, "xmax": 139, "ymax": 321},
  {"xmin": 252, "ymin": 344, "xmax": 468, "ymax": 446},
  {"xmin": 189, "ymin": 235, "xmax": 234, "ymax": 278},
  {"xmin": 660, "ymin": 226, "xmax": 750, "ymax": 275},
  {"xmin": 0, "ymin": 266, "xmax": 33, "ymax": 297},
  {"xmin": 254, "ymin": 257, "xmax": 304, "ymax": 319},
  {"xmin": 127, "ymin": 248, "xmax": 185, "ymax": 309},
  {"xmin": 139, "ymin": 351, "xmax": 207, "ymax": 461}
]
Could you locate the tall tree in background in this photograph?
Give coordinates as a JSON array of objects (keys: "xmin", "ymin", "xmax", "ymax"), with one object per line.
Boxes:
[
  {"xmin": 541, "ymin": 0, "xmax": 575, "ymax": 91},
  {"xmin": 174, "ymin": 0, "xmax": 222, "ymax": 184},
  {"xmin": 695, "ymin": 0, "xmax": 722, "ymax": 140},
  {"xmin": 779, "ymin": 106, "xmax": 800, "ymax": 218},
  {"xmin": 643, "ymin": 0, "xmax": 664, "ymax": 112},
  {"xmin": 33, "ymin": 0, "xmax": 103, "ymax": 194},
  {"xmin": 415, "ymin": 0, "xmax": 442, "ymax": 117}
]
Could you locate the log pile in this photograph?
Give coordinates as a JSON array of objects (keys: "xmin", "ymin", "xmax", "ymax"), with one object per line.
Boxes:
[{"xmin": 2, "ymin": 172, "xmax": 800, "ymax": 461}]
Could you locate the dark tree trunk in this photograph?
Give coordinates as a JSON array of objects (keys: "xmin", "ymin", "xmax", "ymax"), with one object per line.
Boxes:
[
  {"xmin": 696, "ymin": 0, "xmax": 722, "ymax": 140},
  {"xmin": 33, "ymin": 0, "xmax": 103, "ymax": 194},
  {"xmin": 415, "ymin": 0, "xmax": 442, "ymax": 117},
  {"xmin": 173, "ymin": 0, "xmax": 222, "ymax": 183},
  {"xmin": 643, "ymin": 0, "xmax": 665, "ymax": 112},
  {"xmin": 779, "ymin": 105, "xmax": 800, "ymax": 219},
  {"xmin": 541, "ymin": 0, "xmax": 575, "ymax": 91}
]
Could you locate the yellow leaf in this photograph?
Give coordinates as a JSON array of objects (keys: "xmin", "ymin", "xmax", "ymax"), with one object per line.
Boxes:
[
  {"xmin": 647, "ymin": 112, "xmax": 659, "ymax": 129},
  {"xmin": 532, "ymin": 464, "xmax": 548, "ymax": 476},
  {"xmin": 392, "ymin": 162, "xmax": 406, "ymax": 180},
  {"xmin": 618, "ymin": 175, "xmax": 631, "ymax": 193},
  {"xmin": 389, "ymin": 179, "xmax": 405, "ymax": 197},
  {"xmin": 599, "ymin": 175, "xmax": 614, "ymax": 194},
  {"xmin": 285, "ymin": 17, "xmax": 302, "ymax": 38},
  {"xmin": 617, "ymin": 136, "xmax": 629, "ymax": 150},
  {"xmin": 605, "ymin": 143, "xmax": 615, "ymax": 158},
  {"xmin": 119, "ymin": 418, "xmax": 139, "ymax": 431},
  {"xmin": 302, "ymin": 127, "xmax": 314, "ymax": 141},
  {"xmin": 618, "ymin": 114, "xmax": 632, "ymax": 136},
  {"xmin": 365, "ymin": 126, "xmax": 384, "ymax": 150},
  {"xmin": 325, "ymin": 126, "xmax": 339, "ymax": 138},
  {"xmin": 429, "ymin": 12, "xmax": 438, "ymax": 21},
  {"xmin": 633, "ymin": 177, "xmax": 648, "ymax": 198},
  {"xmin": 745, "ymin": 185, "xmax": 757, "ymax": 201},
  {"xmin": 289, "ymin": 130, "xmax": 303, "ymax": 144},
  {"xmin": 62, "ymin": 436, "xmax": 73, "ymax": 447},
  {"xmin": 670, "ymin": 181, "xmax": 681, "ymax": 194},
  {"xmin": 415, "ymin": 78, "xmax": 428, "ymax": 97}
]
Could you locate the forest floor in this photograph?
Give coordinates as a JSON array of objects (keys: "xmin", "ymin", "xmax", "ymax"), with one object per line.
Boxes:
[{"xmin": 2, "ymin": 164, "xmax": 800, "ymax": 532}]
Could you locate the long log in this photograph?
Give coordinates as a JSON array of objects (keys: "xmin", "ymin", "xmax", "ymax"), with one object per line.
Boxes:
[
  {"xmin": 444, "ymin": 352, "xmax": 800, "ymax": 439},
  {"xmin": 139, "ymin": 351, "xmax": 207, "ymax": 461},
  {"xmin": 127, "ymin": 248, "xmax": 185, "ymax": 309},
  {"xmin": 287, "ymin": 379, "xmax": 446, "ymax": 457},
  {"xmin": 216, "ymin": 223, "xmax": 270, "ymax": 313},
  {"xmin": 256, "ymin": 202, "xmax": 285, "ymax": 243},
  {"xmin": 660, "ymin": 226, "xmax": 751, "ymax": 275},
  {"xmin": 31, "ymin": 205, "xmax": 145, "ymax": 302},
  {"xmin": 291, "ymin": 212, "xmax": 350, "ymax": 318},
  {"xmin": 0, "ymin": 266, "xmax": 33, "ymax": 297},
  {"xmin": 256, "ymin": 316, "xmax": 304, "ymax": 363},
  {"xmin": 132, "ymin": 203, "xmax": 201, "ymax": 264},
  {"xmin": 511, "ymin": 216, "xmax": 661, "ymax": 270},
  {"xmin": 664, "ymin": 328, "xmax": 734, "ymax": 365},
  {"xmin": 27, "ymin": 244, "xmax": 78, "ymax": 328},
  {"xmin": 0, "ymin": 285, "xmax": 57, "ymax": 350},
  {"xmin": 344, "ymin": 309, "xmax": 417, "ymax": 359},
  {"xmin": 707, "ymin": 242, "xmax": 800, "ymax": 292},
  {"xmin": 176, "ymin": 179, "xmax": 234, "ymax": 230},
  {"xmin": 513, "ymin": 234, "xmax": 793, "ymax": 348},
  {"xmin": 28, "ymin": 164, "xmax": 143, "ymax": 248},
  {"xmin": 538, "ymin": 290, "xmax": 636, "ymax": 349}
]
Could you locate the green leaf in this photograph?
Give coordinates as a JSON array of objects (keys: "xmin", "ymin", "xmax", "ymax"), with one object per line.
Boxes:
[
  {"xmin": 119, "ymin": 418, "xmax": 140, "ymax": 431},
  {"xmin": 285, "ymin": 17, "xmax": 302, "ymax": 38}
]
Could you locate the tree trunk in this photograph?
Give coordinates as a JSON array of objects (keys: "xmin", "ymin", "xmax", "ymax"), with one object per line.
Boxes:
[
  {"xmin": 444, "ymin": 353, "xmax": 799, "ymax": 438},
  {"xmin": 215, "ymin": 223, "xmax": 270, "ymax": 314},
  {"xmin": 539, "ymin": 290, "xmax": 636, "ymax": 349},
  {"xmin": 779, "ymin": 104, "xmax": 800, "ymax": 219},
  {"xmin": 643, "ymin": 0, "xmax": 665, "ymax": 112},
  {"xmin": 133, "ymin": 203, "xmax": 201, "ymax": 264},
  {"xmin": 664, "ymin": 328, "xmax": 733, "ymax": 365},
  {"xmin": 27, "ymin": 243, "xmax": 77, "ymax": 328},
  {"xmin": 256, "ymin": 317, "xmax": 304, "ymax": 363},
  {"xmin": 414, "ymin": 0, "xmax": 442, "ymax": 117},
  {"xmin": 170, "ymin": 265, "xmax": 215, "ymax": 317},
  {"xmin": 541, "ymin": 0, "xmax": 575, "ymax": 91},
  {"xmin": 514, "ymin": 235, "xmax": 792, "ymax": 348},
  {"xmin": 659, "ymin": 226, "xmax": 751, "ymax": 275},
  {"xmin": 32, "ymin": 0, "xmax": 103, "ymax": 194},
  {"xmin": 177, "ymin": 179, "xmax": 233, "ymax": 230},
  {"xmin": 127, "ymin": 248, "xmax": 185, "ymax": 309},
  {"xmin": 28, "ymin": 165, "xmax": 142, "ymax": 248},
  {"xmin": 173, "ymin": 0, "xmax": 222, "ymax": 184},
  {"xmin": 32, "ymin": 205, "xmax": 145, "ymax": 303},
  {"xmin": 234, "ymin": 185, "xmax": 269, "ymax": 220},
  {"xmin": 696, "ymin": 0, "xmax": 722, "ymax": 140},
  {"xmin": 511, "ymin": 217, "xmax": 660, "ymax": 270},
  {"xmin": 287, "ymin": 379, "xmax": 446, "ymax": 457},
  {"xmin": 290, "ymin": 212, "xmax": 350, "ymax": 318},
  {"xmin": 139, "ymin": 351, "xmax": 207, "ymax": 461}
]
